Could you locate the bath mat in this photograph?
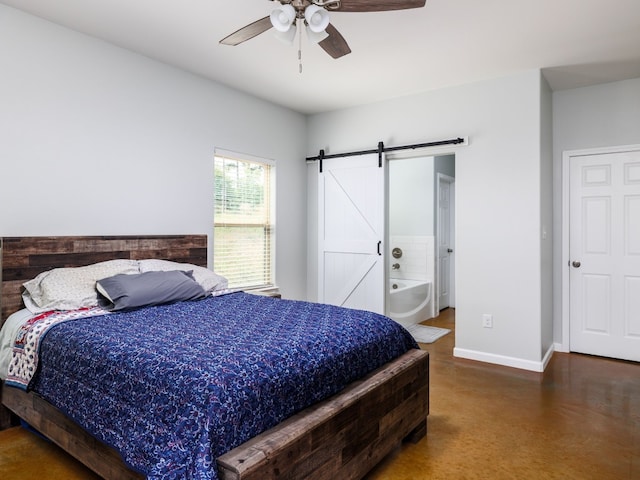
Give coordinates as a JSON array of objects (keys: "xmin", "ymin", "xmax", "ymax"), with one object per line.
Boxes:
[{"xmin": 406, "ymin": 324, "xmax": 451, "ymax": 344}]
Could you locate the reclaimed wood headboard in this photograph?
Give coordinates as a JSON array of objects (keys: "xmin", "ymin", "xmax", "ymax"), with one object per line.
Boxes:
[{"xmin": 0, "ymin": 235, "xmax": 208, "ymax": 326}]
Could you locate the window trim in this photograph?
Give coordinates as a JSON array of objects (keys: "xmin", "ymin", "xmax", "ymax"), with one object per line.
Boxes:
[{"xmin": 213, "ymin": 149, "xmax": 276, "ymax": 291}]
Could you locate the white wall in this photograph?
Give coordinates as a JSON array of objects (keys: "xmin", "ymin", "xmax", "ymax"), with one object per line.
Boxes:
[
  {"xmin": 551, "ymin": 77, "xmax": 640, "ymax": 345},
  {"xmin": 0, "ymin": 4, "xmax": 309, "ymax": 300},
  {"xmin": 540, "ymin": 75, "xmax": 554, "ymax": 359},
  {"xmin": 308, "ymin": 70, "xmax": 551, "ymax": 371}
]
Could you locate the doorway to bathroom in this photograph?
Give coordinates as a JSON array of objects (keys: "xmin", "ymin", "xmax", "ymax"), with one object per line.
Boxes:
[{"xmin": 387, "ymin": 154, "xmax": 455, "ymax": 326}]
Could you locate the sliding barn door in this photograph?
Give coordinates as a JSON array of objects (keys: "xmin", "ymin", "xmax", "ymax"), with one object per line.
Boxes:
[{"xmin": 318, "ymin": 153, "xmax": 385, "ymax": 314}]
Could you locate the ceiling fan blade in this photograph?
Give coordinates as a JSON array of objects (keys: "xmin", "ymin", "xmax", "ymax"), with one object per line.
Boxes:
[
  {"xmin": 219, "ymin": 16, "xmax": 273, "ymax": 46},
  {"xmin": 334, "ymin": 0, "xmax": 426, "ymax": 12},
  {"xmin": 319, "ymin": 23, "xmax": 352, "ymax": 59}
]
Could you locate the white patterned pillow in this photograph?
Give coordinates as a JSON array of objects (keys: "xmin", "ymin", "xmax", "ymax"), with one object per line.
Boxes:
[
  {"xmin": 138, "ymin": 259, "xmax": 228, "ymax": 293},
  {"xmin": 22, "ymin": 259, "xmax": 140, "ymax": 313}
]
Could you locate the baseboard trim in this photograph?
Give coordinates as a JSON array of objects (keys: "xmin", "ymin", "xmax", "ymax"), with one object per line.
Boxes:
[
  {"xmin": 453, "ymin": 345, "xmax": 555, "ymax": 373},
  {"xmin": 554, "ymin": 342, "xmax": 569, "ymax": 353},
  {"xmin": 541, "ymin": 343, "xmax": 554, "ymax": 371}
]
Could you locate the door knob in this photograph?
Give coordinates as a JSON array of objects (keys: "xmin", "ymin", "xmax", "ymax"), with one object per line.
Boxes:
[
  {"xmin": 572, "ymin": 261, "xmax": 581, "ymax": 268},
  {"xmin": 447, "ymin": 248, "xmax": 453, "ymax": 253}
]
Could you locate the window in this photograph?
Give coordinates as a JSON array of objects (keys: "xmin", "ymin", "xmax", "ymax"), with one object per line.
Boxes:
[{"xmin": 214, "ymin": 154, "xmax": 274, "ymax": 290}]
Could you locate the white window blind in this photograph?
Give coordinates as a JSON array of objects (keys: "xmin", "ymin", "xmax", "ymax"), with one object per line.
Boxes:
[{"xmin": 214, "ymin": 155, "xmax": 274, "ymax": 290}]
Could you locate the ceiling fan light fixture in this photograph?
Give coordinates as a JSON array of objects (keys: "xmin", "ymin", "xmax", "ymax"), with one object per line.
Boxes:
[
  {"xmin": 304, "ymin": 4, "xmax": 330, "ymax": 33},
  {"xmin": 270, "ymin": 4, "xmax": 296, "ymax": 32},
  {"xmin": 274, "ymin": 24, "xmax": 298, "ymax": 45}
]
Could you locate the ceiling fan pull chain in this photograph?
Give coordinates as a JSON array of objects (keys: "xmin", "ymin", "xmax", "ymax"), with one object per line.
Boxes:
[{"xmin": 298, "ymin": 21, "xmax": 303, "ymax": 74}]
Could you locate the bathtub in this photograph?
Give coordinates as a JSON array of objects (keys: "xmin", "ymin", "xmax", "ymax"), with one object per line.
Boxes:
[{"xmin": 388, "ymin": 278, "xmax": 433, "ymax": 327}]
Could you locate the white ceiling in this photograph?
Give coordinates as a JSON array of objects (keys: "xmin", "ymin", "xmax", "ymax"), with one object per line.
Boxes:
[{"xmin": 3, "ymin": 0, "xmax": 640, "ymax": 114}]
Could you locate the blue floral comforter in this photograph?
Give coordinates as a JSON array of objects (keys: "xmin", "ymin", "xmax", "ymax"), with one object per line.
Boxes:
[{"xmin": 28, "ymin": 292, "xmax": 417, "ymax": 479}]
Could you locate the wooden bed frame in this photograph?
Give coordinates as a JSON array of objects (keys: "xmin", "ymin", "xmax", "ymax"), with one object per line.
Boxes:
[{"xmin": 0, "ymin": 235, "xmax": 429, "ymax": 480}]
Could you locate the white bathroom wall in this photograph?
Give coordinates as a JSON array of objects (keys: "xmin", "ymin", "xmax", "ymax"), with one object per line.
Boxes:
[
  {"xmin": 389, "ymin": 157, "xmax": 434, "ymax": 236},
  {"xmin": 0, "ymin": 4, "xmax": 309, "ymax": 300},
  {"xmin": 389, "ymin": 235, "xmax": 434, "ymax": 284}
]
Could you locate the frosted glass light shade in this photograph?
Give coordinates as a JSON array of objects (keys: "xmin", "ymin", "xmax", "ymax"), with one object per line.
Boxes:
[
  {"xmin": 270, "ymin": 4, "xmax": 296, "ymax": 32},
  {"xmin": 274, "ymin": 24, "xmax": 298, "ymax": 45},
  {"xmin": 304, "ymin": 5, "xmax": 330, "ymax": 33}
]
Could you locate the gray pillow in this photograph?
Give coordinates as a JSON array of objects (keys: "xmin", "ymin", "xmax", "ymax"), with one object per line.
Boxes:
[
  {"xmin": 138, "ymin": 259, "xmax": 228, "ymax": 293},
  {"xmin": 96, "ymin": 270, "xmax": 206, "ymax": 311}
]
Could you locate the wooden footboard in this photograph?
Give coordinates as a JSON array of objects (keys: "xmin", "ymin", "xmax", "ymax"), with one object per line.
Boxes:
[
  {"xmin": 217, "ymin": 348, "xmax": 429, "ymax": 480},
  {"xmin": 2, "ymin": 349, "xmax": 428, "ymax": 480}
]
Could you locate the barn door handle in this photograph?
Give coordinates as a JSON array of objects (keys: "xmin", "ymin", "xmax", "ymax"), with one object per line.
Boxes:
[{"xmin": 377, "ymin": 241, "xmax": 382, "ymax": 256}]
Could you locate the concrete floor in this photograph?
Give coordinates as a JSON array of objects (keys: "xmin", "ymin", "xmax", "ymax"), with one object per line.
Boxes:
[
  {"xmin": 1, "ymin": 308, "xmax": 638, "ymax": 479},
  {"xmin": 367, "ymin": 309, "xmax": 640, "ymax": 480}
]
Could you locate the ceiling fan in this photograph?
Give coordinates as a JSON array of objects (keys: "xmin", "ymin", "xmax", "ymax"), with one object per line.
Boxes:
[{"xmin": 220, "ymin": 0, "xmax": 427, "ymax": 59}]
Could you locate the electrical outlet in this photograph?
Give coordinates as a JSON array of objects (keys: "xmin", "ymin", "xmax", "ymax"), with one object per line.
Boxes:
[{"xmin": 482, "ymin": 314, "xmax": 493, "ymax": 328}]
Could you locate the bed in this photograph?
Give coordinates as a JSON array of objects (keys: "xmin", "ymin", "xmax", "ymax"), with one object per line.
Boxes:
[{"xmin": 0, "ymin": 235, "xmax": 429, "ymax": 480}]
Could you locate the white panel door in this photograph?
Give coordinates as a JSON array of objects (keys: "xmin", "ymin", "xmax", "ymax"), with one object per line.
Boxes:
[
  {"xmin": 569, "ymin": 149, "xmax": 640, "ymax": 361},
  {"xmin": 318, "ymin": 153, "xmax": 385, "ymax": 314},
  {"xmin": 437, "ymin": 175, "xmax": 454, "ymax": 310}
]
